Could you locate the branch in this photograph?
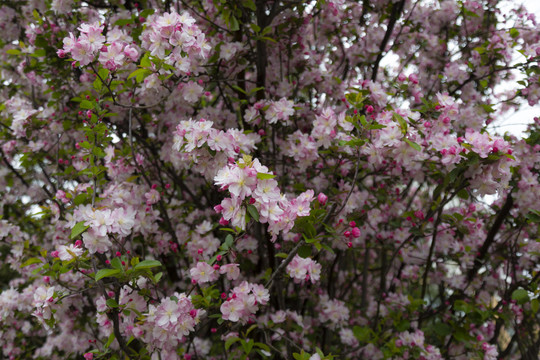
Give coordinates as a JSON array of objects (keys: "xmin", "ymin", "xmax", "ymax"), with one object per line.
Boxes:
[
  {"xmin": 371, "ymin": 0, "xmax": 406, "ymax": 81},
  {"xmin": 265, "ymin": 203, "xmax": 338, "ymax": 288},
  {"xmin": 1, "ymin": 148, "xmax": 29, "ymax": 187},
  {"xmin": 466, "ymin": 192, "xmax": 513, "ymax": 282}
]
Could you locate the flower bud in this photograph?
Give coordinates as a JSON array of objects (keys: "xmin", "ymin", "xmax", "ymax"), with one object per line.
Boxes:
[{"xmin": 317, "ymin": 192, "xmax": 328, "ymax": 206}]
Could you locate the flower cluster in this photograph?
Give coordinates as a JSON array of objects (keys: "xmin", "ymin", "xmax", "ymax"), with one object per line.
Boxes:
[
  {"xmin": 220, "ymin": 281, "xmax": 270, "ymax": 323},
  {"xmin": 172, "ymin": 119, "xmax": 260, "ymax": 179},
  {"xmin": 73, "ymin": 206, "xmax": 137, "ymax": 254},
  {"xmin": 140, "ymin": 11, "xmax": 211, "ymax": 74},
  {"xmin": 286, "ymin": 254, "xmax": 322, "ymax": 284},
  {"xmin": 142, "ymin": 294, "xmax": 205, "ymax": 352},
  {"xmin": 214, "ymin": 156, "xmax": 314, "ymax": 239},
  {"xmin": 32, "ymin": 286, "xmax": 56, "ymax": 330}
]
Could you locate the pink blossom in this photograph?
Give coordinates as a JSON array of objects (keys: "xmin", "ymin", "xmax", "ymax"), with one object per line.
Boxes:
[{"xmin": 190, "ymin": 261, "xmax": 218, "ymax": 283}]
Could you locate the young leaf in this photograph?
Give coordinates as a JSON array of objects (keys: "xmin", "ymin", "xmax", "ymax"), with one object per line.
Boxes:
[
  {"xmin": 256, "ymin": 172, "xmax": 276, "ymax": 180},
  {"xmin": 134, "ymin": 259, "xmax": 162, "ymax": 270},
  {"xmin": 404, "ymin": 138, "xmax": 422, "ymax": 151},
  {"xmin": 70, "ymin": 221, "xmax": 89, "ymax": 240},
  {"xmin": 246, "ymin": 204, "xmax": 260, "ymax": 222},
  {"xmin": 95, "ymin": 268, "xmax": 121, "ymax": 282},
  {"xmin": 225, "ymin": 337, "xmax": 241, "ymax": 350},
  {"xmin": 80, "ymin": 100, "xmax": 94, "ymax": 109}
]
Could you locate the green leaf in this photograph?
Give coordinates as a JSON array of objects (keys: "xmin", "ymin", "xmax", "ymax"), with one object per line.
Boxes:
[
  {"xmin": 73, "ymin": 193, "xmax": 88, "ymax": 206},
  {"xmin": 134, "ymin": 259, "xmax": 162, "ymax": 270},
  {"xmin": 106, "ymin": 298, "xmax": 119, "ymax": 308},
  {"xmin": 353, "ymin": 326, "xmax": 371, "ymax": 342},
  {"xmin": 473, "ymin": 47, "xmax": 485, "ymax": 54},
  {"xmin": 256, "ymin": 172, "xmax": 276, "ymax": 180},
  {"xmin": 531, "ymin": 298, "xmax": 539, "ymax": 314},
  {"xmin": 393, "ymin": 113, "xmax": 407, "ymax": 133},
  {"xmin": 114, "ymin": 18, "xmax": 134, "ymax": 26},
  {"xmin": 111, "ymin": 257, "xmax": 123, "ymax": 270},
  {"xmin": 98, "ymin": 68, "xmax": 109, "ymax": 79},
  {"xmin": 139, "ymin": 9, "xmax": 155, "ymax": 18},
  {"xmin": 526, "ymin": 210, "xmax": 540, "ymax": 223},
  {"xmin": 433, "ymin": 322, "xmax": 453, "ymax": 336},
  {"xmin": 512, "ymin": 289, "xmax": 530, "ymax": 304},
  {"xmin": 453, "ymin": 327, "xmax": 471, "ymax": 342},
  {"xmin": 128, "ymin": 68, "xmax": 152, "ymax": 82},
  {"xmin": 70, "ymin": 221, "xmax": 89, "ymax": 240},
  {"xmin": 250, "ymin": 23, "xmax": 261, "ymax": 33},
  {"xmin": 396, "ymin": 319, "xmax": 410, "ymax": 332},
  {"xmin": 34, "ymin": 35, "xmax": 48, "ymax": 48},
  {"xmin": 457, "ymin": 189, "xmax": 469, "ymax": 200},
  {"xmin": 231, "ymin": 85, "xmax": 247, "ymax": 95},
  {"xmin": 95, "ymin": 268, "xmax": 121, "ymax": 282},
  {"xmin": 241, "ymin": 339, "xmax": 254, "ymax": 355},
  {"xmin": 509, "ymin": 28, "xmax": 519, "ymax": 38},
  {"xmin": 260, "ymin": 36, "xmax": 277, "ymax": 43},
  {"xmin": 93, "ymin": 77, "xmax": 102, "ymax": 92},
  {"xmin": 225, "ymin": 337, "xmax": 241, "ymax": 350},
  {"xmin": 242, "ymin": 0, "xmax": 257, "ymax": 11},
  {"xmin": 6, "ymin": 49, "xmax": 21, "ymax": 55},
  {"xmin": 404, "ymin": 138, "xmax": 422, "ymax": 151},
  {"xmin": 246, "ymin": 204, "xmax": 260, "ymax": 222},
  {"xmin": 105, "ymin": 332, "xmax": 115, "ymax": 348},
  {"xmin": 21, "ymin": 257, "xmax": 42, "ymax": 268},
  {"xmin": 80, "ymin": 100, "xmax": 94, "ymax": 109},
  {"xmin": 229, "ymin": 16, "xmax": 240, "ymax": 31},
  {"xmin": 298, "ymin": 245, "xmax": 311, "ymax": 258},
  {"xmin": 367, "ymin": 123, "xmax": 386, "ymax": 130},
  {"xmin": 221, "ymin": 234, "xmax": 234, "ymax": 251}
]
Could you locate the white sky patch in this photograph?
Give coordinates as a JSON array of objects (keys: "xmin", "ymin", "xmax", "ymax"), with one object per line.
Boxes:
[{"xmin": 379, "ymin": 0, "xmax": 540, "ymax": 139}]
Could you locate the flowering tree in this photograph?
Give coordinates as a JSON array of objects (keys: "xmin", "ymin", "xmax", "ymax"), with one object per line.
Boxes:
[{"xmin": 1, "ymin": 0, "xmax": 540, "ymax": 359}]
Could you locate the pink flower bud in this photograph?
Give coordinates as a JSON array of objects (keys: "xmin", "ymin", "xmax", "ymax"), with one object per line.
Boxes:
[
  {"xmin": 317, "ymin": 193, "xmax": 328, "ymax": 205},
  {"xmin": 50, "ymin": 251, "xmax": 59, "ymax": 258},
  {"xmin": 75, "ymin": 240, "xmax": 83, "ymax": 247},
  {"xmin": 84, "ymin": 353, "xmax": 94, "ymax": 360},
  {"xmin": 351, "ymin": 227, "xmax": 361, "ymax": 238},
  {"xmin": 219, "ymin": 217, "xmax": 229, "ymax": 226}
]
